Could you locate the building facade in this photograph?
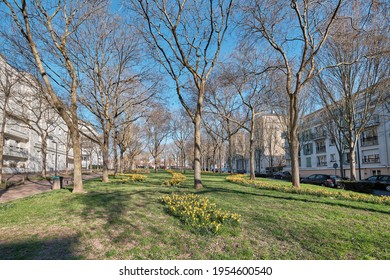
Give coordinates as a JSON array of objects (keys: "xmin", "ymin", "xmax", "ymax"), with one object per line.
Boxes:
[
  {"xmin": 0, "ymin": 55, "xmax": 75, "ymax": 175},
  {"xmin": 290, "ymin": 102, "xmax": 390, "ymax": 179}
]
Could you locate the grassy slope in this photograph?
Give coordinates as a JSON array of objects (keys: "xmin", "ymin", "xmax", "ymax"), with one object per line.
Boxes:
[{"xmin": 0, "ymin": 172, "xmax": 389, "ymax": 260}]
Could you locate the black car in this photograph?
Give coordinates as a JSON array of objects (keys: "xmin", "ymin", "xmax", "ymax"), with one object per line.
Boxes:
[
  {"xmin": 273, "ymin": 171, "xmax": 292, "ymax": 181},
  {"xmin": 300, "ymin": 174, "xmax": 342, "ymax": 188},
  {"xmin": 361, "ymin": 175, "xmax": 390, "ymax": 191}
]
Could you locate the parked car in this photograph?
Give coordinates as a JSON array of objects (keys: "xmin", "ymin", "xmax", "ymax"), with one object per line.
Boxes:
[
  {"xmin": 300, "ymin": 174, "xmax": 343, "ymax": 188},
  {"xmin": 273, "ymin": 171, "xmax": 292, "ymax": 181},
  {"xmin": 361, "ymin": 175, "xmax": 390, "ymax": 191}
]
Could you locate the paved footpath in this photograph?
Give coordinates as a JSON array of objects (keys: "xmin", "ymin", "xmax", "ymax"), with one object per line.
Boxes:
[{"xmin": 0, "ymin": 174, "xmax": 101, "ymax": 203}]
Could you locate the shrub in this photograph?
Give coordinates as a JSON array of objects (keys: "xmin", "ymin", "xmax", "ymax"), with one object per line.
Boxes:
[
  {"xmin": 160, "ymin": 193, "xmax": 241, "ymax": 234},
  {"xmin": 226, "ymin": 175, "xmax": 390, "ymax": 205},
  {"xmin": 338, "ymin": 181, "xmax": 375, "ymax": 194},
  {"xmin": 163, "ymin": 171, "xmax": 186, "ymax": 186}
]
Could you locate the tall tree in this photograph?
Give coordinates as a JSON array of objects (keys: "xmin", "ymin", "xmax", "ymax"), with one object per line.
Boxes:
[
  {"xmin": 315, "ymin": 3, "xmax": 390, "ymax": 180},
  {"xmin": 171, "ymin": 110, "xmax": 192, "ymax": 173},
  {"xmin": 146, "ymin": 104, "xmax": 171, "ymax": 172},
  {"xmin": 131, "ymin": 0, "xmax": 234, "ymax": 189},
  {"xmin": 75, "ymin": 8, "xmax": 155, "ymax": 182},
  {"xmin": 240, "ymin": 0, "xmax": 343, "ymax": 187},
  {"xmin": 2, "ymin": 0, "xmax": 105, "ymax": 192}
]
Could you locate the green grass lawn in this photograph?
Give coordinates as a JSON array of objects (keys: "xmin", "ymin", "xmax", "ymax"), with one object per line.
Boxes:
[{"xmin": 0, "ymin": 171, "xmax": 389, "ymax": 260}]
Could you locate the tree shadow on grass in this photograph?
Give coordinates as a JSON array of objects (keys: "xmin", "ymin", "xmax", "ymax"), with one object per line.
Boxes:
[
  {"xmin": 197, "ymin": 186, "xmax": 390, "ymax": 215},
  {"xmin": 0, "ymin": 235, "xmax": 81, "ymax": 260},
  {"xmin": 74, "ymin": 188, "xmax": 174, "ymax": 228}
]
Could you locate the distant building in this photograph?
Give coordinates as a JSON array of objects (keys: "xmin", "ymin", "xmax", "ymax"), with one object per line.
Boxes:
[{"xmin": 230, "ymin": 114, "xmax": 286, "ymax": 174}]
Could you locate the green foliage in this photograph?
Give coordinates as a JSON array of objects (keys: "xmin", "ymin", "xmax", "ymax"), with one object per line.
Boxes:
[
  {"xmin": 160, "ymin": 193, "xmax": 240, "ymax": 235},
  {"xmin": 226, "ymin": 174, "xmax": 390, "ymax": 205}
]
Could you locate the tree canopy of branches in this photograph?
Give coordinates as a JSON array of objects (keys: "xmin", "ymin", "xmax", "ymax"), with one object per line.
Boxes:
[
  {"xmin": 131, "ymin": 0, "xmax": 234, "ymax": 189},
  {"xmin": 1, "ymin": 0, "xmax": 107, "ymax": 192},
  {"xmin": 239, "ymin": 0, "xmax": 343, "ymax": 187},
  {"xmin": 315, "ymin": 2, "xmax": 390, "ymax": 180},
  {"xmin": 75, "ymin": 7, "xmax": 155, "ymax": 182}
]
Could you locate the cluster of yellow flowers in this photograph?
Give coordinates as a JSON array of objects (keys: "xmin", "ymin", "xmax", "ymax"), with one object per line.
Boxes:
[
  {"xmin": 116, "ymin": 173, "xmax": 147, "ymax": 182},
  {"xmin": 160, "ymin": 193, "xmax": 241, "ymax": 234},
  {"xmin": 226, "ymin": 174, "xmax": 390, "ymax": 205},
  {"xmin": 163, "ymin": 171, "xmax": 186, "ymax": 186}
]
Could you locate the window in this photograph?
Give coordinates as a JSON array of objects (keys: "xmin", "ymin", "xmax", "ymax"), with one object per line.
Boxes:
[
  {"xmin": 362, "ymin": 150, "xmax": 380, "ymax": 164},
  {"xmin": 372, "ymin": 170, "xmax": 381, "ymax": 176},
  {"xmin": 317, "ymin": 155, "xmax": 327, "ymax": 166},
  {"xmin": 316, "ymin": 140, "xmax": 326, "ymax": 153},
  {"xmin": 306, "ymin": 157, "xmax": 312, "ymax": 168},
  {"xmin": 303, "ymin": 143, "xmax": 313, "ymax": 155},
  {"xmin": 361, "ymin": 127, "xmax": 378, "ymax": 146},
  {"xmin": 330, "ymin": 154, "xmax": 336, "ymax": 162}
]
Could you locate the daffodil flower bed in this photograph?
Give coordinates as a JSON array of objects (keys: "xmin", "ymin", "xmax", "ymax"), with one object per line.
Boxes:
[
  {"xmin": 116, "ymin": 173, "xmax": 147, "ymax": 182},
  {"xmin": 226, "ymin": 174, "xmax": 390, "ymax": 205},
  {"xmin": 160, "ymin": 193, "xmax": 241, "ymax": 234},
  {"xmin": 163, "ymin": 171, "xmax": 186, "ymax": 186}
]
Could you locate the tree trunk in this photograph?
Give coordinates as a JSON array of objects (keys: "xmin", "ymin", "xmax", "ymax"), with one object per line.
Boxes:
[
  {"xmin": 289, "ymin": 93, "xmax": 300, "ymax": 187},
  {"xmin": 70, "ymin": 129, "xmax": 84, "ymax": 193},
  {"xmin": 41, "ymin": 135, "xmax": 47, "ymax": 177},
  {"xmin": 194, "ymin": 111, "xmax": 203, "ymax": 189},
  {"xmin": 102, "ymin": 132, "xmax": 109, "ymax": 182},
  {"xmin": 228, "ymin": 134, "xmax": 234, "ymax": 173},
  {"xmin": 349, "ymin": 143, "xmax": 357, "ymax": 181},
  {"xmin": 120, "ymin": 151, "xmax": 125, "ymax": 174},
  {"xmin": 113, "ymin": 131, "xmax": 118, "ymax": 176}
]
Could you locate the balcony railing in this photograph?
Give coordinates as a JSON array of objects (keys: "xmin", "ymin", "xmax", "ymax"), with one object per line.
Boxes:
[
  {"xmin": 317, "ymin": 162, "xmax": 327, "ymax": 167},
  {"xmin": 4, "ymin": 146, "xmax": 28, "ymax": 159},
  {"xmin": 316, "ymin": 147, "xmax": 326, "ymax": 154},
  {"xmin": 361, "ymin": 137, "xmax": 378, "ymax": 147},
  {"xmin": 362, "ymin": 157, "xmax": 380, "ymax": 164}
]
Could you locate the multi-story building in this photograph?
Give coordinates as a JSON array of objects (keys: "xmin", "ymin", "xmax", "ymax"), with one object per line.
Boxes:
[
  {"xmin": 230, "ymin": 114, "xmax": 286, "ymax": 174},
  {"xmin": 0, "ymin": 55, "xmax": 75, "ymax": 175},
  {"xmin": 285, "ymin": 96, "xmax": 390, "ymax": 179}
]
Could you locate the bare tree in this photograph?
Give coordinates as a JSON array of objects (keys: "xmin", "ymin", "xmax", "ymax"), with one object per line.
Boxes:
[
  {"xmin": 2, "ymin": 0, "xmax": 106, "ymax": 192},
  {"xmin": 131, "ymin": 0, "xmax": 234, "ymax": 189},
  {"xmin": 240, "ymin": 0, "xmax": 343, "ymax": 187},
  {"xmin": 146, "ymin": 104, "xmax": 171, "ymax": 172},
  {"xmin": 315, "ymin": 7, "xmax": 390, "ymax": 180},
  {"xmin": 211, "ymin": 49, "xmax": 272, "ymax": 180},
  {"xmin": 171, "ymin": 110, "xmax": 192, "ymax": 173},
  {"xmin": 75, "ymin": 8, "xmax": 155, "ymax": 182},
  {"xmin": 204, "ymin": 70, "xmax": 244, "ymax": 174}
]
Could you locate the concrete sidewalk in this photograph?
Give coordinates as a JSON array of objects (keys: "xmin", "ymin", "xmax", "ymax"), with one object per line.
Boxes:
[{"xmin": 0, "ymin": 174, "xmax": 101, "ymax": 203}]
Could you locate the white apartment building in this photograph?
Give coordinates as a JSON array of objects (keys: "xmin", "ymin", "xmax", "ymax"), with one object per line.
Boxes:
[
  {"xmin": 0, "ymin": 55, "xmax": 75, "ymax": 174},
  {"xmin": 285, "ymin": 97, "xmax": 390, "ymax": 179},
  {"xmin": 231, "ymin": 114, "xmax": 286, "ymax": 174}
]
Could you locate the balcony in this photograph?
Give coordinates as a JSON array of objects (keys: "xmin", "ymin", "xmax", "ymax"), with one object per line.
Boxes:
[
  {"xmin": 316, "ymin": 147, "xmax": 326, "ymax": 154},
  {"xmin": 4, "ymin": 146, "xmax": 28, "ymax": 160},
  {"xmin": 312, "ymin": 131, "xmax": 327, "ymax": 140},
  {"xmin": 4, "ymin": 126, "xmax": 29, "ymax": 142},
  {"xmin": 317, "ymin": 162, "xmax": 327, "ymax": 167},
  {"xmin": 361, "ymin": 137, "xmax": 378, "ymax": 147},
  {"xmin": 362, "ymin": 156, "xmax": 380, "ymax": 164}
]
